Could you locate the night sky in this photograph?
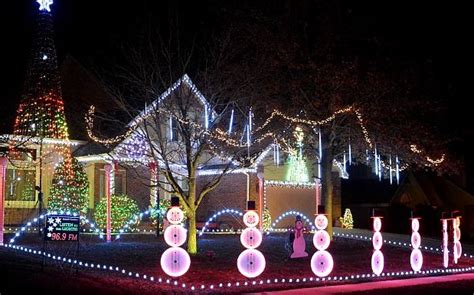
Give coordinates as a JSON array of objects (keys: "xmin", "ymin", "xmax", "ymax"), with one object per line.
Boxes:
[{"xmin": 0, "ymin": 0, "xmax": 470, "ymax": 137}]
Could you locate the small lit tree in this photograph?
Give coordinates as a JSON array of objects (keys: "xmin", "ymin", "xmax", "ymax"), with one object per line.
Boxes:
[
  {"xmin": 49, "ymin": 156, "xmax": 89, "ymax": 214},
  {"xmin": 339, "ymin": 208, "xmax": 354, "ymax": 229},
  {"xmin": 95, "ymin": 194, "xmax": 140, "ymax": 232}
]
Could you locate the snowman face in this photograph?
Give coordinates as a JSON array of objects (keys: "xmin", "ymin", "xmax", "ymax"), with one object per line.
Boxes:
[
  {"xmin": 295, "ymin": 220, "xmax": 303, "ymax": 229},
  {"xmin": 315, "ymin": 215, "xmax": 328, "ymax": 230},
  {"xmin": 243, "ymin": 211, "xmax": 259, "ymax": 228},
  {"xmin": 167, "ymin": 207, "xmax": 184, "ymax": 224}
]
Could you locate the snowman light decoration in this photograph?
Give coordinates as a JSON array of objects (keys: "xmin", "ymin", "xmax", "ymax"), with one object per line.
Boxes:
[
  {"xmin": 371, "ymin": 212, "xmax": 384, "ymax": 276},
  {"xmin": 410, "ymin": 217, "xmax": 423, "ymax": 272},
  {"xmin": 160, "ymin": 197, "xmax": 191, "ymax": 277},
  {"xmin": 311, "ymin": 207, "xmax": 334, "ymax": 277},
  {"xmin": 237, "ymin": 201, "xmax": 266, "ymax": 278}
]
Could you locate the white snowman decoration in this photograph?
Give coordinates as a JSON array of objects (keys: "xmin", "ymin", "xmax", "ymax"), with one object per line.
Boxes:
[
  {"xmin": 410, "ymin": 217, "xmax": 423, "ymax": 272},
  {"xmin": 237, "ymin": 201, "xmax": 266, "ymax": 278},
  {"xmin": 371, "ymin": 214, "xmax": 384, "ymax": 276},
  {"xmin": 311, "ymin": 208, "xmax": 334, "ymax": 277},
  {"xmin": 160, "ymin": 197, "xmax": 191, "ymax": 277}
]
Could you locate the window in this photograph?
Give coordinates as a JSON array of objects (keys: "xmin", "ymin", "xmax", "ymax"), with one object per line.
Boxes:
[{"xmin": 5, "ymin": 169, "xmax": 36, "ymax": 201}]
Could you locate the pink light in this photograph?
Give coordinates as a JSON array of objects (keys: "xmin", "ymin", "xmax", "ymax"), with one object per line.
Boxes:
[
  {"xmin": 315, "ymin": 215, "xmax": 328, "ymax": 230},
  {"xmin": 104, "ymin": 164, "xmax": 112, "ymax": 242},
  {"xmin": 243, "ymin": 211, "xmax": 259, "ymax": 228},
  {"xmin": 164, "ymin": 225, "xmax": 187, "ymax": 247},
  {"xmin": 443, "ymin": 247, "xmax": 449, "ymax": 268},
  {"xmin": 313, "ymin": 230, "xmax": 330, "ymax": 251},
  {"xmin": 411, "ymin": 219, "xmax": 420, "ymax": 232},
  {"xmin": 372, "ymin": 232, "xmax": 383, "ymax": 250},
  {"xmin": 373, "ymin": 217, "xmax": 382, "ymax": 232},
  {"xmin": 454, "ymin": 227, "xmax": 461, "ymax": 241},
  {"xmin": 240, "ymin": 228, "xmax": 262, "ymax": 249},
  {"xmin": 454, "ymin": 241, "xmax": 462, "ymax": 260},
  {"xmin": 371, "ymin": 250, "xmax": 384, "ymax": 276},
  {"xmin": 411, "ymin": 232, "xmax": 421, "ymax": 249},
  {"xmin": 160, "ymin": 247, "xmax": 191, "ymax": 277},
  {"xmin": 237, "ymin": 249, "xmax": 266, "ymax": 278},
  {"xmin": 0, "ymin": 157, "xmax": 7, "ymax": 246},
  {"xmin": 311, "ymin": 250, "xmax": 334, "ymax": 277},
  {"xmin": 410, "ymin": 249, "xmax": 423, "ymax": 272},
  {"xmin": 167, "ymin": 207, "xmax": 184, "ymax": 225}
]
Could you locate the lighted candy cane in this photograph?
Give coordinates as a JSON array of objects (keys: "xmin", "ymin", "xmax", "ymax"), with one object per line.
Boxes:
[
  {"xmin": 442, "ymin": 218, "xmax": 449, "ymax": 268},
  {"xmin": 453, "ymin": 216, "xmax": 462, "ymax": 264},
  {"xmin": 311, "ymin": 212, "xmax": 334, "ymax": 277},
  {"xmin": 410, "ymin": 218, "xmax": 423, "ymax": 272},
  {"xmin": 160, "ymin": 197, "xmax": 190, "ymax": 277},
  {"xmin": 371, "ymin": 216, "xmax": 384, "ymax": 276},
  {"xmin": 237, "ymin": 201, "xmax": 266, "ymax": 278}
]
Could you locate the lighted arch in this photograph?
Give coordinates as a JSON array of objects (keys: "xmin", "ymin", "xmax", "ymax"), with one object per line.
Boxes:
[
  {"xmin": 269, "ymin": 210, "xmax": 315, "ymax": 231},
  {"xmin": 109, "ymin": 209, "xmax": 155, "ymax": 241},
  {"xmin": 198, "ymin": 209, "xmax": 244, "ymax": 236}
]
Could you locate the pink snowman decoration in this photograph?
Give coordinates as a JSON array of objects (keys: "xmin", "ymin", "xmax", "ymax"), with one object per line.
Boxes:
[{"xmin": 291, "ymin": 216, "xmax": 308, "ymax": 258}]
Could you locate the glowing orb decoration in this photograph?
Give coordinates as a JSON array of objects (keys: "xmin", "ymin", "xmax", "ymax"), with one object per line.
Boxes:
[
  {"xmin": 410, "ymin": 249, "xmax": 423, "ymax": 272},
  {"xmin": 315, "ymin": 215, "xmax": 328, "ymax": 230},
  {"xmin": 454, "ymin": 227, "xmax": 461, "ymax": 241},
  {"xmin": 411, "ymin": 218, "xmax": 420, "ymax": 232},
  {"xmin": 454, "ymin": 241, "xmax": 462, "ymax": 259},
  {"xmin": 237, "ymin": 249, "xmax": 266, "ymax": 278},
  {"xmin": 313, "ymin": 230, "xmax": 330, "ymax": 251},
  {"xmin": 443, "ymin": 247, "xmax": 449, "ymax": 268},
  {"xmin": 371, "ymin": 250, "xmax": 384, "ymax": 276},
  {"xmin": 373, "ymin": 217, "xmax": 382, "ymax": 232},
  {"xmin": 240, "ymin": 228, "xmax": 263, "ymax": 249},
  {"xmin": 243, "ymin": 211, "xmax": 260, "ymax": 228},
  {"xmin": 311, "ymin": 250, "xmax": 334, "ymax": 277},
  {"xmin": 160, "ymin": 247, "xmax": 191, "ymax": 277},
  {"xmin": 410, "ymin": 232, "xmax": 421, "ymax": 249},
  {"xmin": 372, "ymin": 231, "xmax": 383, "ymax": 250},
  {"xmin": 164, "ymin": 225, "xmax": 187, "ymax": 247},
  {"xmin": 167, "ymin": 207, "xmax": 184, "ymax": 225}
]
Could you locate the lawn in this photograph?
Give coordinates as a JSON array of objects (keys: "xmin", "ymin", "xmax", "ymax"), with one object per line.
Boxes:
[{"xmin": 1, "ymin": 232, "xmax": 473, "ymax": 294}]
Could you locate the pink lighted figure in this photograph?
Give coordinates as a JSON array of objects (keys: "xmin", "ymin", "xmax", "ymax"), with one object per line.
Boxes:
[
  {"xmin": 311, "ymin": 213, "xmax": 333, "ymax": 277},
  {"xmin": 453, "ymin": 216, "xmax": 462, "ymax": 264},
  {"xmin": 371, "ymin": 216, "xmax": 384, "ymax": 276},
  {"xmin": 442, "ymin": 219, "xmax": 449, "ymax": 268},
  {"xmin": 160, "ymin": 198, "xmax": 191, "ymax": 277},
  {"xmin": 291, "ymin": 216, "xmax": 308, "ymax": 258},
  {"xmin": 238, "ymin": 201, "xmax": 266, "ymax": 278},
  {"xmin": 410, "ymin": 218, "xmax": 423, "ymax": 272}
]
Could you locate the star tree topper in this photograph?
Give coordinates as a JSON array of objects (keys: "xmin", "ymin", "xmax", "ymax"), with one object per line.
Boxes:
[{"xmin": 37, "ymin": 0, "xmax": 53, "ymax": 12}]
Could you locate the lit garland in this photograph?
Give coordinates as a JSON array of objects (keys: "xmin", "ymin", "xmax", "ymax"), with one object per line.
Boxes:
[
  {"xmin": 95, "ymin": 194, "xmax": 140, "ymax": 232},
  {"xmin": 48, "ymin": 156, "xmax": 89, "ymax": 215},
  {"xmin": 4, "ymin": 226, "xmax": 474, "ymax": 292}
]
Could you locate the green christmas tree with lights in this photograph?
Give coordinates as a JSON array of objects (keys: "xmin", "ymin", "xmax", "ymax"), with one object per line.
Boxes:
[
  {"xmin": 286, "ymin": 126, "xmax": 310, "ymax": 182},
  {"xmin": 49, "ymin": 157, "xmax": 89, "ymax": 214}
]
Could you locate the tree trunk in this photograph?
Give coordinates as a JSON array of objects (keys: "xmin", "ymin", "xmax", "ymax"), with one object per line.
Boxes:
[
  {"xmin": 187, "ymin": 211, "xmax": 197, "ymax": 254},
  {"xmin": 321, "ymin": 133, "xmax": 334, "ymax": 238}
]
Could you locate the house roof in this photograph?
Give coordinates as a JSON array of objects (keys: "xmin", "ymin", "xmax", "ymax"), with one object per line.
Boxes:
[{"xmin": 391, "ymin": 171, "xmax": 474, "ymax": 211}]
